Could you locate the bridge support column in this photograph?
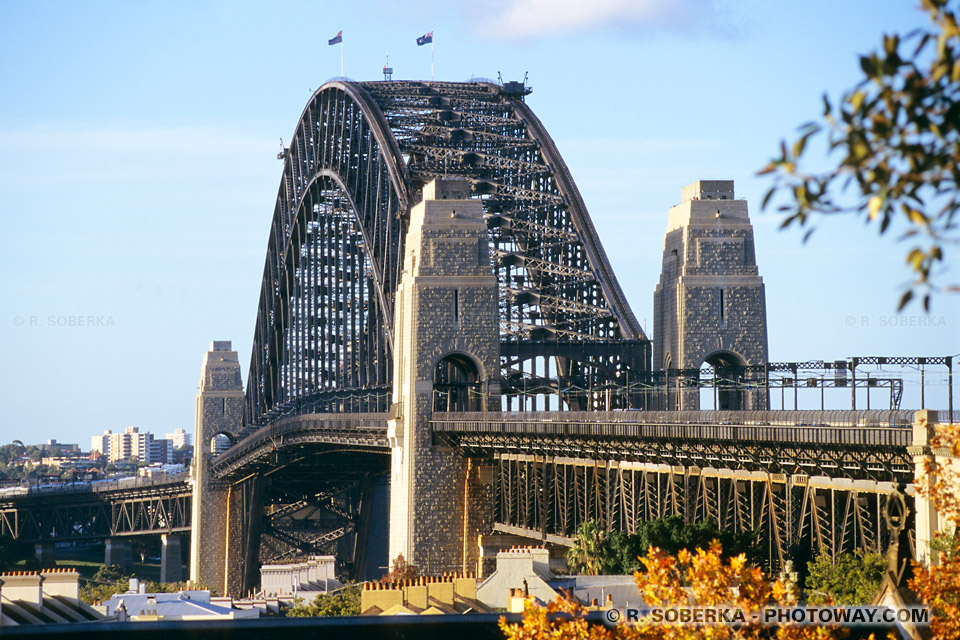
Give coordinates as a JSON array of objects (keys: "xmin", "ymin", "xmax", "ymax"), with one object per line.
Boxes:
[
  {"xmin": 912, "ymin": 409, "xmax": 945, "ymax": 566},
  {"xmin": 351, "ymin": 473, "xmax": 378, "ymax": 581},
  {"xmin": 104, "ymin": 538, "xmax": 130, "ymax": 572},
  {"xmin": 160, "ymin": 534, "xmax": 184, "ymax": 583},
  {"xmin": 34, "ymin": 542, "xmax": 55, "ymax": 567},
  {"xmin": 388, "ymin": 179, "xmax": 499, "ymax": 575},
  {"xmin": 223, "ymin": 475, "xmax": 263, "ymax": 597},
  {"xmin": 190, "ymin": 341, "xmax": 243, "ymax": 595}
]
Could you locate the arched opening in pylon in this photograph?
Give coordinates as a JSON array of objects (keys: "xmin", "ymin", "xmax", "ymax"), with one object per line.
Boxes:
[
  {"xmin": 210, "ymin": 431, "xmax": 237, "ymax": 454},
  {"xmin": 702, "ymin": 351, "xmax": 747, "ymax": 411},
  {"xmin": 433, "ymin": 354, "xmax": 482, "ymax": 412}
]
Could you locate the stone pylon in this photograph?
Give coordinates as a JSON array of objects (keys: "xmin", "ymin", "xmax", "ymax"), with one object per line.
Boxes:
[
  {"xmin": 189, "ymin": 341, "xmax": 244, "ymax": 593},
  {"xmin": 388, "ymin": 178, "xmax": 499, "ymax": 575},
  {"xmin": 653, "ymin": 181, "xmax": 769, "ymax": 410}
]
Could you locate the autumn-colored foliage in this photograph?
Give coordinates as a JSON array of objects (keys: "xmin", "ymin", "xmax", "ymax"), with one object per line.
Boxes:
[
  {"xmin": 381, "ymin": 553, "xmax": 418, "ymax": 583},
  {"xmin": 909, "ymin": 421, "xmax": 960, "ymax": 640},
  {"xmin": 503, "ymin": 417, "xmax": 960, "ymax": 639},
  {"xmin": 501, "ymin": 541, "xmax": 841, "ymax": 640}
]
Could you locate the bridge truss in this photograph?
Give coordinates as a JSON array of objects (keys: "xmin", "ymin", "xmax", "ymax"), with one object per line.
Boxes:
[
  {"xmin": 0, "ymin": 480, "xmax": 191, "ymax": 542},
  {"xmin": 433, "ymin": 410, "xmax": 915, "ymax": 571},
  {"xmin": 245, "ymin": 79, "xmax": 648, "ymax": 427}
]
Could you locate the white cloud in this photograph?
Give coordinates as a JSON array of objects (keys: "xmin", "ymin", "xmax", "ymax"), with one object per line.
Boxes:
[{"xmin": 473, "ymin": 0, "xmax": 718, "ymax": 40}]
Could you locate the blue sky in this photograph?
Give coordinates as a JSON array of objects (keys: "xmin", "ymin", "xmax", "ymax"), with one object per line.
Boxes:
[{"xmin": 1, "ymin": 0, "xmax": 956, "ymax": 446}]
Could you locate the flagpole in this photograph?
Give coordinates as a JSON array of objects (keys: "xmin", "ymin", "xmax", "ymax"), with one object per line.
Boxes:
[
  {"xmin": 340, "ymin": 40, "xmax": 344, "ymax": 80},
  {"xmin": 431, "ymin": 40, "xmax": 434, "ymax": 81}
]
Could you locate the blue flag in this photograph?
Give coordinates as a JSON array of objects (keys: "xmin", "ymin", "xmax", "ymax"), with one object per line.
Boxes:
[
  {"xmin": 328, "ymin": 30, "xmax": 342, "ymax": 45},
  {"xmin": 417, "ymin": 31, "xmax": 433, "ymax": 46}
]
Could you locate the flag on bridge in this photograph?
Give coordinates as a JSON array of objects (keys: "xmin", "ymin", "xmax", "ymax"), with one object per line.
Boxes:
[
  {"xmin": 417, "ymin": 31, "xmax": 433, "ymax": 46},
  {"xmin": 328, "ymin": 30, "xmax": 342, "ymax": 45}
]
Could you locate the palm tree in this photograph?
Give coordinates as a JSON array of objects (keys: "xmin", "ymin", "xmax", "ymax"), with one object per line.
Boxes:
[{"xmin": 566, "ymin": 520, "xmax": 608, "ymax": 575}]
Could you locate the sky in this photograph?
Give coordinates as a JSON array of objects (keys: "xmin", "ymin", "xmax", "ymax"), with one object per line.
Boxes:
[{"xmin": 0, "ymin": 0, "xmax": 957, "ymax": 446}]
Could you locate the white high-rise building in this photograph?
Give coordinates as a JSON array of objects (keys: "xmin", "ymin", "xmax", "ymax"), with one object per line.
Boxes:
[
  {"xmin": 165, "ymin": 428, "xmax": 191, "ymax": 449},
  {"xmin": 90, "ymin": 430, "xmax": 112, "ymax": 454},
  {"xmin": 90, "ymin": 427, "xmax": 175, "ymax": 464}
]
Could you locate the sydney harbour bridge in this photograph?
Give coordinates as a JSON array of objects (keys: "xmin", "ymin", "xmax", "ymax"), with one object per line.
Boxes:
[
  {"xmin": 199, "ymin": 78, "xmax": 657, "ymax": 593},
  {"xmin": 243, "ymin": 78, "xmax": 647, "ymax": 422},
  {"xmin": 2, "ymin": 79, "xmax": 954, "ymax": 597}
]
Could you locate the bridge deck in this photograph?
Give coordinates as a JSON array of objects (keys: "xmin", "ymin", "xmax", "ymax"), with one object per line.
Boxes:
[
  {"xmin": 212, "ymin": 413, "xmax": 390, "ymax": 480},
  {"xmin": 431, "ymin": 410, "xmax": 916, "ymax": 482},
  {"xmin": 432, "ymin": 409, "xmax": 913, "ymax": 446}
]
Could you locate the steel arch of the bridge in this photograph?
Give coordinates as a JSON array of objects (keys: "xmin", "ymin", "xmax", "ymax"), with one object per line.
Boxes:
[{"xmin": 245, "ymin": 80, "xmax": 644, "ymax": 425}]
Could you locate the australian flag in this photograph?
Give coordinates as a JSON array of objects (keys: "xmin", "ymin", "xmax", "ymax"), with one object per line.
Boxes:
[
  {"xmin": 417, "ymin": 31, "xmax": 433, "ymax": 46},
  {"xmin": 328, "ymin": 30, "xmax": 342, "ymax": 45}
]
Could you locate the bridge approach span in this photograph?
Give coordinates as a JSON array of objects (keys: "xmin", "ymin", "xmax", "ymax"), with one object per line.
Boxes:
[
  {"xmin": 0, "ymin": 475, "xmax": 191, "ymax": 542},
  {"xmin": 432, "ymin": 409, "xmax": 915, "ymax": 483}
]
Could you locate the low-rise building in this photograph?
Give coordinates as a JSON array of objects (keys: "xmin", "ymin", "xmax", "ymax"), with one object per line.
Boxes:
[
  {"xmin": 97, "ymin": 589, "xmax": 260, "ymax": 621},
  {"xmin": 259, "ymin": 556, "xmax": 341, "ymax": 598},
  {"xmin": 360, "ymin": 573, "xmax": 489, "ymax": 615},
  {"xmin": 475, "ymin": 546, "xmax": 642, "ymax": 612},
  {"xmin": 0, "ymin": 569, "xmax": 103, "ymax": 626}
]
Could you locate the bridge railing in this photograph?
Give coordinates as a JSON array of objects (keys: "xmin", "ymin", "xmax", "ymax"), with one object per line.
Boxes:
[
  {"xmin": 434, "ymin": 409, "xmax": 916, "ymax": 428},
  {"xmin": 434, "ymin": 418, "xmax": 911, "ymax": 448}
]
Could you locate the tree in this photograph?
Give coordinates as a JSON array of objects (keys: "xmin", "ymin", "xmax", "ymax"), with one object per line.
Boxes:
[
  {"xmin": 567, "ymin": 516, "xmax": 760, "ymax": 575},
  {"xmin": 285, "ymin": 585, "xmax": 361, "ymax": 617},
  {"xmin": 381, "ymin": 553, "xmax": 418, "ymax": 582},
  {"xmin": 566, "ymin": 520, "xmax": 610, "ymax": 575},
  {"xmin": 130, "ymin": 537, "xmax": 159, "ymax": 564},
  {"xmin": 79, "ymin": 565, "xmax": 130, "ymax": 604},
  {"xmin": 502, "ymin": 541, "xmax": 838, "ymax": 640},
  {"xmin": 760, "ymin": 0, "xmax": 960, "ymax": 309},
  {"xmin": 804, "ymin": 550, "xmax": 886, "ymax": 604}
]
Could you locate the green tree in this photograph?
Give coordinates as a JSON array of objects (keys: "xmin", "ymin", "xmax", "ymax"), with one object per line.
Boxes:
[
  {"xmin": 760, "ymin": 0, "xmax": 960, "ymax": 309},
  {"xmin": 285, "ymin": 585, "xmax": 361, "ymax": 617},
  {"xmin": 930, "ymin": 529, "xmax": 960, "ymax": 563},
  {"xmin": 805, "ymin": 550, "xmax": 886, "ymax": 604},
  {"xmin": 79, "ymin": 565, "xmax": 130, "ymax": 604},
  {"xmin": 566, "ymin": 520, "xmax": 610, "ymax": 575},
  {"xmin": 130, "ymin": 537, "xmax": 159, "ymax": 564},
  {"xmin": 569, "ymin": 516, "xmax": 760, "ymax": 575}
]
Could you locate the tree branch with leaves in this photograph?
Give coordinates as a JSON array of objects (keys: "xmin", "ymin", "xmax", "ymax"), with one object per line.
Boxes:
[{"xmin": 760, "ymin": 0, "xmax": 960, "ymax": 310}]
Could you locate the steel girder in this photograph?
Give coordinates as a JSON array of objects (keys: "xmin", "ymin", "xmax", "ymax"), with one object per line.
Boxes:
[
  {"xmin": 245, "ymin": 80, "xmax": 645, "ymax": 426},
  {"xmin": 493, "ymin": 456, "xmax": 902, "ymax": 572},
  {"xmin": 0, "ymin": 483, "xmax": 191, "ymax": 542},
  {"xmin": 431, "ymin": 412, "xmax": 915, "ymax": 483}
]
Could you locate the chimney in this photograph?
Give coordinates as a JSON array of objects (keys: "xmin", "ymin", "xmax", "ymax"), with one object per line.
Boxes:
[
  {"xmin": 40, "ymin": 568, "xmax": 81, "ymax": 603},
  {"xmin": 1, "ymin": 572, "xmax": 44, "ymax": 605}
]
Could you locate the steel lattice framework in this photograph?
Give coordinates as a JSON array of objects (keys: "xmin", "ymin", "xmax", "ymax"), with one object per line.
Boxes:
[
  {"xmin": 0, "ymin": 480, "xmax": 191, "ymax": 542},
  {"xmin": 244, "ymin": 80, "xmax": 645, "ymax": 426}
]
